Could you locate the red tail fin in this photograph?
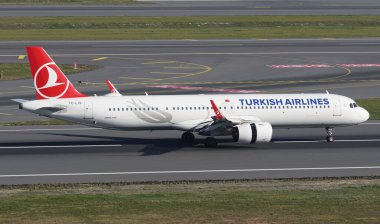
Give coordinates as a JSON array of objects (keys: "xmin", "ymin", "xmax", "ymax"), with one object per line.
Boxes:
[{"xmin": 26, "ymin": 46, "xmax": 87, "ymax": 99}]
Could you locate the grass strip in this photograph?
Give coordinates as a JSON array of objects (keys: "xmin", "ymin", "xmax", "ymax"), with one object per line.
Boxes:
[
  {"xmin": 1, "ymin": 16, "xmax": 380, "ymax": 40},
  {"xmin": 0, "ymin": 63, "xmax": 100, "ymax": 81},
  {"xmin": 357, "ymin": 98, "xmax": 380, "ymax": 120},
  {"xmin": 0, "ymin": 0, "xmax": 137, "ymax": 5},
  {"xmin": 0, "ymin": 178, "xmax": 379, "ymax": 224}
]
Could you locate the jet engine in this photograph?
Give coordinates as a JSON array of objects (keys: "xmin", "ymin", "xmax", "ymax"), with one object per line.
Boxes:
[{"xmin": 232, "ymin": 122, "xmax": 273, "ymax": 144}]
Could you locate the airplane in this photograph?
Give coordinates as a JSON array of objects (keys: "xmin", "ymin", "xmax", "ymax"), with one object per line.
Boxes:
[{"xmin": 13, "ymin": 46, "xmax": 370, "ymax": 147}]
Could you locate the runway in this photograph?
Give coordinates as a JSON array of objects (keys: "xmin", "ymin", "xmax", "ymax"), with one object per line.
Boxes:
[
  {"xmin": 0, "ymin": 39, "xmax": 380, "ymax": 184},
  {"xmin": 1, "ymin": 0, "xmax": 380, "ymax": 16},
  {"xmin": 0, "ymin": 122, "xmax": 379, "ymax": 184}
]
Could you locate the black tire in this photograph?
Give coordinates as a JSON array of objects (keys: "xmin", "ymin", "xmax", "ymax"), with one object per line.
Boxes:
[
  {"xmin": 326, "ymin": 136, "xmax": 334, "ymax": 142},
  {"xmin": 205, "ymin": 137, "xmax": 218, "ymax": 148},
  {"xmin": 182, "ymin": 132, "xmax": 195, "ymax": 144},
  {"xmin": 232, "ymin": 127, "xmax": 239, "ymax": 142}
]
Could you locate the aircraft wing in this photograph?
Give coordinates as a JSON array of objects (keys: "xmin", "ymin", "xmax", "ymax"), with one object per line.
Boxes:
[{"xmin": 194, "ymin": 100, "xmax": 260, "ymax": 136}]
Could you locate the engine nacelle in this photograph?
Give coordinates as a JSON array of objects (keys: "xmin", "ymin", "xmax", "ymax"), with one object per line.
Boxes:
[{"xmin": 232, "ymin": 122, "xmax": 273, "ymax": 144}]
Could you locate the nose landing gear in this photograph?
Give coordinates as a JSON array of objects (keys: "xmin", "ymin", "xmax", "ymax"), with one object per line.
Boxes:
[{"xmin": 325, "ymin": 127, "xmax": 334, "ymax": 142}]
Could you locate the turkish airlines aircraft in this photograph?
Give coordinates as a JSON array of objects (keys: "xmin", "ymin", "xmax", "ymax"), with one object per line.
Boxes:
[{"xmin": 13, "ymin": 47, "xmax": 369, "ymax": 147}]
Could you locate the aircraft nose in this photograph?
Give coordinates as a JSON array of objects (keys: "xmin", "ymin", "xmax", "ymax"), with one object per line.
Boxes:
[{"xmin": 360, "ymin": 108, "xmax": 370, "ymax": 122}]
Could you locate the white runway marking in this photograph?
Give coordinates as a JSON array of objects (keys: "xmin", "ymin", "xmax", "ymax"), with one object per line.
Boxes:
[
  {"xmin": 274, "ymin": 139, "xmax": 380, "ymax": 143},
  {"xmin": 0, "ymin": 144, "xmax": 122, "ymax": 149},
  {"xmin": 1, "ymin": 166, "xmax": 380, "ymax": 178},
  {"xmin": 0, "ymin": 127, "xmax": 100, "ymax": 132}
]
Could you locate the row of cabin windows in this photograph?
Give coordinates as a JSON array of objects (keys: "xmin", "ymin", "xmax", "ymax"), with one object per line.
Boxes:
[
  {"xmin": 109, "ymin": 105, "xmax": 330, "ymax": 112},
  {"xmin": 110, "ymin": 107, "xmax": 159, "ymax": 112}
]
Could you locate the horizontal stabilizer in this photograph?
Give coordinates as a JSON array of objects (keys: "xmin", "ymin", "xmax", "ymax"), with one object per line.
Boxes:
[
  {"xmin": 11, "ymin": 99, "xmax": 28, "ymax": 104},
  {"xmin": 38, "ymin": 107, "xmax": 65, "ymax": 113}
]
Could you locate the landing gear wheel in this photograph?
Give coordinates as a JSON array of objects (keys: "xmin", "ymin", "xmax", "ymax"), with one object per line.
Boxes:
[
  {"xmin": 326, "ymin": 136, "xmax": 334, "ymax": 142},
  {"xmin": 181, "ymin": 132, "xmax": 195, "ymax": 144},
  {"xmin": 325, "ymin": 127, "xmax": 334, "ymax": 143},
  {"xmin": 204, "ymin": 137, "xmax": 218, "ymax": 148}
]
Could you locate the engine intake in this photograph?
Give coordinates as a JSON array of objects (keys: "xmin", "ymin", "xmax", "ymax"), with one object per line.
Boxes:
[{"xmin": 232, "ymin": 122, "xmax": 273, "ymax": 144}]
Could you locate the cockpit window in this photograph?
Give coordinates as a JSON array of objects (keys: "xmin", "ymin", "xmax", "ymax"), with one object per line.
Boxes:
[{"xmin": 349, "ymin": 103, "xmax": 358, "ymax": 108}]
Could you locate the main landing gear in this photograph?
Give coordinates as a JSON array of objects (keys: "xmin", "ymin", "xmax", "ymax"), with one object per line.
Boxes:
[
  {"xmin": 181, "ymin": 132, "xmax": 218, "ymax": 148},
  {"xmin": 181, "ymin": 132, "xmax": 195, "ymax": 144},
  {"xmin": 325, "ymin": 127, "xmax": 334, "ymax": 142},
  {"xmin": 182, "ymin": 132, "xmax": 219, "ymax": 147}
]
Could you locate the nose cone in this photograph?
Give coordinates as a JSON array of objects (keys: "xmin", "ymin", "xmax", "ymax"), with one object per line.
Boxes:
[{"xmin": 359, "ymin": 107, "xmax": 370, "ymax": 123}]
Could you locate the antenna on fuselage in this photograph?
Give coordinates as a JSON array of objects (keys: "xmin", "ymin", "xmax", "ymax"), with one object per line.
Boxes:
[{"xmin": 326, "ymin": 90, "xmax": 329, "ymax": 94}]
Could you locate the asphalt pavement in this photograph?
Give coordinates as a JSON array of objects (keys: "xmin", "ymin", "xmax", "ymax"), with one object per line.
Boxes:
[
  {"xmin": 1, "ymin": 0, "xmax": 380, "ymax": 16},
  {"xmin": 0, "ymin": 122, "xmax": 379, "ymax": 184}
]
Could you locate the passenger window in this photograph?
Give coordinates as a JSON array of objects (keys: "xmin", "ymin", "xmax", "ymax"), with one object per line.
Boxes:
[{"xmin": 109, "ymin": 108, "xmax": 111, "ymax": 111}]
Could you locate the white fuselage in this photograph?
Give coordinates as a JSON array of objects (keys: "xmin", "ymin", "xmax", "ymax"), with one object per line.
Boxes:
[{"xmin": 21, "ymin": 93, "xmax": 369, "ymax": 132}]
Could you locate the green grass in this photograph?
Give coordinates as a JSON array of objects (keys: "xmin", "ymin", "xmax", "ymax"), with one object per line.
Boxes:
[
  {"xmin": 0, "ymin": 179, "xmax": 379, "ymax": 223},
  {"xmin": 357, "ymin": 98, "xmax": 380, "ymax": 120},
  {"xmin": 0, "ymin": 0, "xmax": 137, "ymax": 5},
  {"xmin": 1, "ymin": 16, "xmax": 380, "ymax": 40},
  {"xmin": 0, "ymin": 119, "xmax": 73, "ymax": 126},
  {"xmin": 0, "ymin": 63, "xmax": 99, "ymax": 81}
]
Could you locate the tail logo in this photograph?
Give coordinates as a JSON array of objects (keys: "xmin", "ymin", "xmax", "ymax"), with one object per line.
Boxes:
[{"xmin": 33, "ymin": 62, "xmax": 70, "ymax": 99}]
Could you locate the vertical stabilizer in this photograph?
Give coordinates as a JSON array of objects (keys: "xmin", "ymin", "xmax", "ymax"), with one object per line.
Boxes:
[{"xmin": 26, "ymin": 46, "xmax": 87, "ymax": 99}]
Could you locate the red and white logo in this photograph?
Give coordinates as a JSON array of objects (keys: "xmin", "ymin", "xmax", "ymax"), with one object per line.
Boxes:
[{"xmin": 33, "ymin": 62, "xmax": 70, "ymax": 99}]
